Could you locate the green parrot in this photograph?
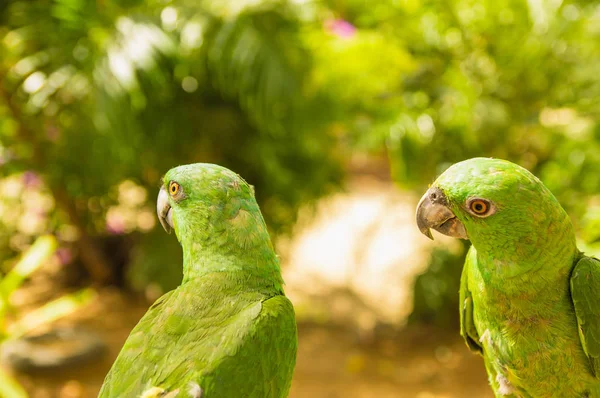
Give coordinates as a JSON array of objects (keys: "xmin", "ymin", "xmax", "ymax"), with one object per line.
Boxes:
[
  {"xmin": 416, "ymin": 157, "xmax": 600, "ymax": 397},
  {"xmin": 99, "ymin": 163, "xmax": 297, "ymax": 398}
]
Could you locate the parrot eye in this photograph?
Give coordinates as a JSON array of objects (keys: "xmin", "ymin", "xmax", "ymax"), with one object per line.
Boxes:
[
  {"xmin": 467, "ymin": 198, "xmax": 494, "ymax": 217},
  {"xmin": 169, "ymin": 181, "xmax": 181, "ymax": 197}
]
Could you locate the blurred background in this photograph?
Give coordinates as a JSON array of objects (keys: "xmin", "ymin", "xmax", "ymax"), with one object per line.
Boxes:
[{"xmin": 1, "ymin": 0, "xmax": 600, "ymax": 396}]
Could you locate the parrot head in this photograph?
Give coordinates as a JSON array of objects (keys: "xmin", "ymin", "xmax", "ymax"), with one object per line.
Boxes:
[
  {"xmin": 157, "ymin": 163, "xmax": 271, "ymax": 251},
  {"xmin": 416, "ymin": 158, "xmax": 576, "ymax": 267}
]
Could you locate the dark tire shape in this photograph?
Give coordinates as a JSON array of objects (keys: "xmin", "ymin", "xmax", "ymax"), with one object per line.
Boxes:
[{"xmin": 0, "ymin": 326, "xmax": 107, "ymax": 372}]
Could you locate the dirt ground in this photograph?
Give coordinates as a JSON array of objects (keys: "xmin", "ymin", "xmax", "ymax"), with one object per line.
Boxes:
[{"xmin": 7, "ymin": 289, "xmax": 493, "ymax": 398}]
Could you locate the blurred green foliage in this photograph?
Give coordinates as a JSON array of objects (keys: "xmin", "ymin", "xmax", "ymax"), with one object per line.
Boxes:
[
  {"xmin": 0, "ymin": 235, "xmax": 95, "ymax": 398},
  {"xmin": 1, "ymin": 0, "xmax": 600, "ymax": 296},
  {"xmin": 409, "ymin": 243, "xmax": 469, "ymax": 327},
  {"xmin": 0, "ymin": 0, "xmax": 345, "ymax": 288}
]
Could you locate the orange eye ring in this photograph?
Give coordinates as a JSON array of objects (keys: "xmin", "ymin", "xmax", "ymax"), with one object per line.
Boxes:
[
  {"xmin": 169, "ymin": 181, "xmax": 180, "ymax": 196},
  {"xmin": 469, "ymin": 199, "xmax": 488, "ymax": 215}
]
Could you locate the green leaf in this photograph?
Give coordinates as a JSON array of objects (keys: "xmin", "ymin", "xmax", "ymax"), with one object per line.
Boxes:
[
  {"xmin": 0, "ymin": 367, "xmax": 28, "ymax": 398},
  {"xmin": 7, "ymin": 288, "xmax": 96, "ymax": 339},
  {"xmin": 0, "ymin": 235, "xmax": 57, "ymax": 322}
]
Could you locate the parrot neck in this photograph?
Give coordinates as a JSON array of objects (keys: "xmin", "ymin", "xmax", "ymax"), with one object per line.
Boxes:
[
  {"xmin": 472, "ymin": 209, "xmax": 578, "ymax": 284},
  {"xmin": 178, "ymin": 231, "xmax": 284, "ymax": 289},
  {"xmin": 172, "ymin": 197, "xmax": 285, "ymax": 289}
]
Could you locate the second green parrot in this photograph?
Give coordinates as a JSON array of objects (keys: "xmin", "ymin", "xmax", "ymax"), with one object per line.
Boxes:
[
  {"xmin": 99, "ymin": 163, "xmax": 297, "ymax": 397},
  {"xmin": 416, "ymin": 157, "xmax": 600, "ymax": 397}
]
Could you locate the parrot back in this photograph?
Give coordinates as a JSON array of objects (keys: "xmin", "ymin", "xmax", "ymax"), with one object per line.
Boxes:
[{"xmin": 99, "ymin": 271, "xmax": 297, "ymax": 398}]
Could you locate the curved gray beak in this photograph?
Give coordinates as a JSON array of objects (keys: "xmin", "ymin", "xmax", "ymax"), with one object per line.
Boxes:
[
  {"xmin": 157, "ymin": 186, "xmax": 173, "ymax": 234},
  {"xmin": 416, "ymin": 187, "xmax": 468, "ymax": 240}
]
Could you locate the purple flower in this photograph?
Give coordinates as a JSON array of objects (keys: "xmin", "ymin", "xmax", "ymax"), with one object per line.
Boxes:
[
  {"xmin": 325, "ymin": 19, "xmax": 357, "ymax": 39},
  {"xmin": 22, "ymin": 171, "xmax": 42, "ymax": 188},
  {"xmin": 55, "ymin": 247, "xmax": 73, "ymax": 265}
]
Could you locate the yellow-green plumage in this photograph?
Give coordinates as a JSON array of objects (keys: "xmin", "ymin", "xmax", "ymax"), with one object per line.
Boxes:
[
  {"xmin": 417, "ymin": 158, "xmax": 600, "ymax": 397},
  {"xmin": 99, "ymin": 163, "xmax": 297, "ymax": 397}
]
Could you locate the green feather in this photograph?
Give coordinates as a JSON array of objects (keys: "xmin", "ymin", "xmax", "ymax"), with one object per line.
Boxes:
[
  {"xmin": 99, "ymin": 163, "xmax": 297, "ymax": 397},
  {"xmin": 571, "ymin": 255, "xmax": 600, "ymax": 377},
  {"xmin": 429, "ymin": 158, "xmax": 600, "ymax": 396},
  {"xmin": 459, "ymin": 247, "xmax": 482, "ymax": 355}
]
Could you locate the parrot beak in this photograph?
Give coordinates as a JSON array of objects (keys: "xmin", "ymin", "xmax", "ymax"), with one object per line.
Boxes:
[
  {"xmin": 416, "ymin": 186, "xmax": 468, "ymax": 240},
  {"xmin": 157, "ymin": 186, "xmax": 173, "ymax": 234}
]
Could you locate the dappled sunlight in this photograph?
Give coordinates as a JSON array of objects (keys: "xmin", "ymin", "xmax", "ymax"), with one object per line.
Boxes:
[
  {"xmin": 106, "ymin": 180, "xmax": 155, "ymax": 234},
  {"xmin": 284, "ymin": 176, "xmax": 460, "ymax": 329}
]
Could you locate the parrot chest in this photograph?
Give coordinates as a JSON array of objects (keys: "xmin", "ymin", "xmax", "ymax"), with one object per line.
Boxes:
[{"xmin": 470, "ymin": 281, "xmax": 598, "ymax": 397}]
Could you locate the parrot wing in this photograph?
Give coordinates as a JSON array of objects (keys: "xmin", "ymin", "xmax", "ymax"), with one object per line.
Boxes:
[
  {"xmin": 460, "ymin": 247, "xmax": 483, "ymax": 354},
  {"xmin": 191, "ymin": 293, "xmax": 297, "ymax": 397},
  {"xmin": 98, "ymin": 289, "xmax": 176, "ymax": 397},
  {"xmin": 570, "ymin": 254, "xmax": 600, "ymax": 378},
  {"xmin": 99, "ymin": 276, "xmax": 297, "ymax": 397}
]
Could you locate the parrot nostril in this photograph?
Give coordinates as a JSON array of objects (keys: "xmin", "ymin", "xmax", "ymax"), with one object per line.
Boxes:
[{"xmin": 431, "ymin": 192, "xmax": 437, "ymax": 200}]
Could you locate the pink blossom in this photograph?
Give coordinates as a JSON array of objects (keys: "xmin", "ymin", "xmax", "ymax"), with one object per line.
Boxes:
[
  {"xmin": 22, "ymin": 171, "xmax": 42, "ymax": 188},
  {"xmin": 55, "ymin": 247, "xmax": 73, "ymax": 265},
  {"xmin": 325, "ymin": 19, "xmax": 357, "ymax": 39},
  {"xmin": 106, "ymin": 213, "xmax": 126, "ymax": 235}
]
